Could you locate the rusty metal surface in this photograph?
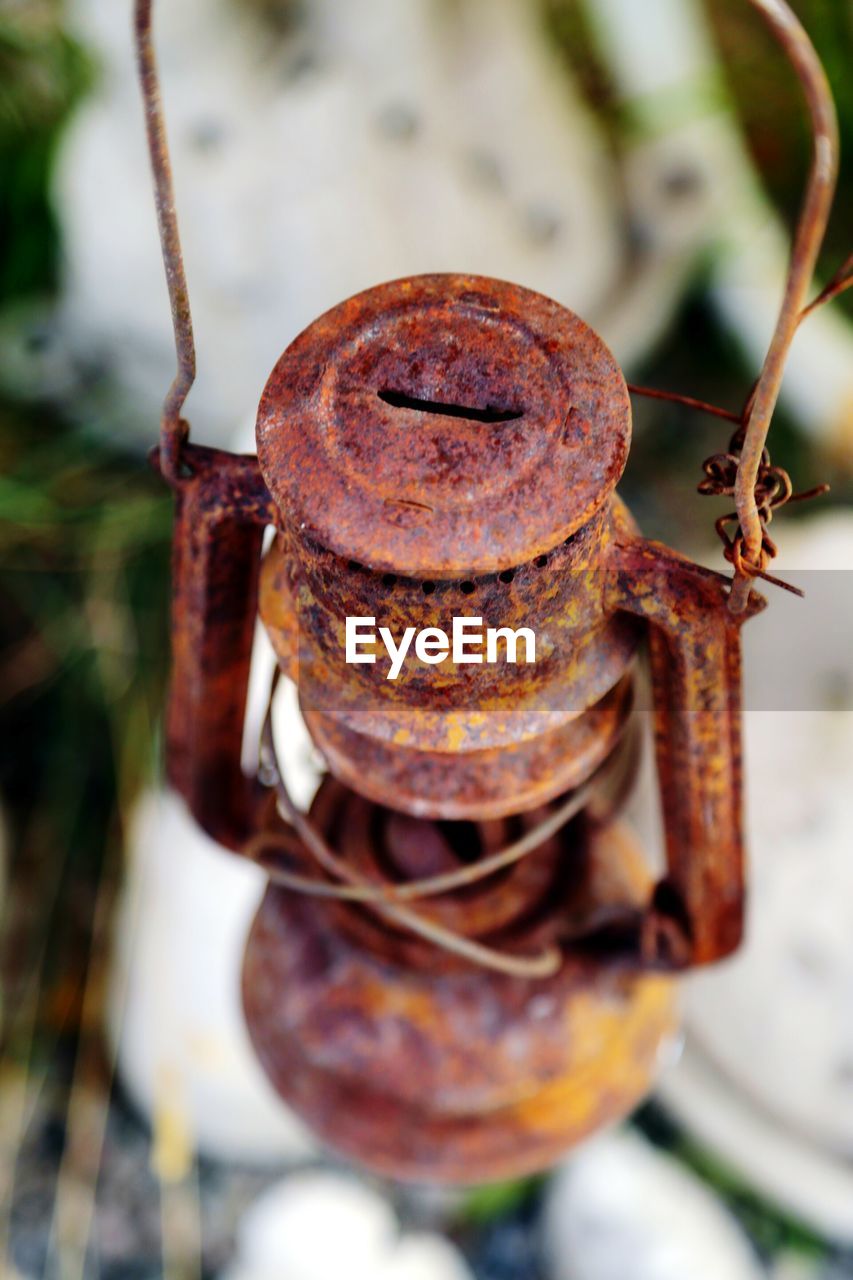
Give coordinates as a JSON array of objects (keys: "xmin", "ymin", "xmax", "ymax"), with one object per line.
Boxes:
[
  {"xmin": 299, "ymin": 677, "xmax": 633, "ymax": 820},
  {"xmin": 157, "ymin": 275, "xmax": 762, "ymax": 1181},
  {"xmin": 259, "ymin": 492, "xmax": 642, "ymax": 819},
  {"xmin": 243, "ymin": 814, "xmax": 678, "ymax": 1184},
  {"xmin": 729, "ymin": 0, "xmax": 839, "ymax": 608},
  {"xmin": 137, "ymin": 0, "xmax": 845, "ymax": 614},
  {"xmin": 162, "ymin": 443, "xmax": 274, "ymax": 849},
  {"xmin": 287, "ymin": 735, "xmax": 641, "ymax": 974},
  {"xmin": 606, "ymin": 537, "xmax": 765, "ymax": 968},
  {"xmin": 256, "ymin": 275, "xmax": 631, "ymax": 576},
  {"xmin": 131, "ymin": 0, "xmax": 851, "ymax": 1188},
  {"xmin": 135, "ymin": 0, "xmax": 197, "ymax": 487}
]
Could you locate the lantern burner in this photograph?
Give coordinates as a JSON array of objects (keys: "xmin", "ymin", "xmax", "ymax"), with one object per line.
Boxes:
[{"xmin": 249, "ymin": 711, "xmax": 644, "ymax": 976}]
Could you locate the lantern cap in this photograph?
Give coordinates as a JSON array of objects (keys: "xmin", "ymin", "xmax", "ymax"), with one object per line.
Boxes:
[{"xmin": 256, "ymin": 274, "xmax": 631, "ymax": 575}]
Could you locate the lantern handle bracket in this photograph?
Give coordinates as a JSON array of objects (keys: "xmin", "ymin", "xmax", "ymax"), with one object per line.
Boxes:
[
  {"xmin": 607, "ymin": 535, "xmax": 766, "ymax": 968},
  {"xmin": 162, "ymin": 446, "xmax": 275, "ymax": 848}
]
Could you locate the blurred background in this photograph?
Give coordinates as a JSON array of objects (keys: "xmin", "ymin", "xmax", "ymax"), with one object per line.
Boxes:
[{"xmin": 0, "ymin": 0, "xmax": 852, "ymax": 1277}]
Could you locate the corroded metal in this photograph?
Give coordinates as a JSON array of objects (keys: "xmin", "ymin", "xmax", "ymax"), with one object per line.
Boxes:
[
  {"xmin": 161, "ymin": 443, "xmax": 274, "ymax": 849},
  {"xmin": 134, "ymin": 0, "xmax": 847, "ymax": 1188},
  {"xmin": 607, "ymin": 536, "xmax": 763, "ymax": 967},
  {"xmin": 250, "ymin": 275, "xmax": 762, "ymax": 970},
  {"xmin": 258, "ymin": 501, "xmax": 642, "ymax": 820},
  {"xmin": 243, "ymin": 807, "xmax": 678, "ymax": 1185},
  {"xmin": 136, "ymin": 0, "xmax": 843, "ymax": 608},
  {"xmin": 156, "ymin": 273, "xmax": 764, "ymax": 1180},
  {"xmin": 135, "ymin": 0, "xmax": 196, "ymax": 487},
  {"xmin": 256, "ymin": 274, "xmax": 631, "ymax": 575},
  {"xmin": 729, "ymin": 0, "xmax": 838, "ymax": 609},
  {"xmin": 256, "ymin": 275, "xmax": 639, "ymax": 820}
]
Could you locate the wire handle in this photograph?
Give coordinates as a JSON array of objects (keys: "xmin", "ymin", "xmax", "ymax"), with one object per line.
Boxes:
[
  {"xmin": 136, "ymin": 0, "xmax": 844, "ymax": 583},
  {"xmin": 253, "ymin": 677, "xmax": 564, "ymax": 980},
  {"xmin": 626, "ymin": 1, "xmax": 843, "ymax": 608},
  {"xmin": 728, "ymin": 0, "xmax": 839, "ymax": 611},
  {"xmin": 135, "ymin": 0, "xmax": 196, "ymax": 486}
]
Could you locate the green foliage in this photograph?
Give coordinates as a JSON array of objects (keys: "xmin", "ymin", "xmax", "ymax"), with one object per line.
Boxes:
[
  {"xmin": 546, "ymin": 0, "xmax": 853, "ymax": 318},
  {"xmin": 0, "ymin": 2, "xmax": 89, "ymax": 133},
  {"xmin": 0, "ymin": 1, "xmax": 92, "ymax": 302},
  {"xmin": 680, "ymin": 1141, "xmax": 826, "ymax": 1260},
  {"xmin": 635, "ymin": 1107, "xmax": 828, "ymax": 1264},
  {"xmin": 0, "ymin": 407, "xmax": 172, "ymax": 833},
  {"xmin": 460, "ymin": 1176, "xmax": 543, "ymax": 1225},
  {"xmin": 703, "ymin": 0, "xmax": 853, "ymax": 312}
]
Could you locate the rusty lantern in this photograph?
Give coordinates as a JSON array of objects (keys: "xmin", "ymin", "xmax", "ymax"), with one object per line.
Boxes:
[
  {"xmin": 166, "ymin": 271, "xmax": 758, "ymax": 1182},
  {"xmin": 135, "ymin": 0, "xmax": 844, "ymax": 1186}
]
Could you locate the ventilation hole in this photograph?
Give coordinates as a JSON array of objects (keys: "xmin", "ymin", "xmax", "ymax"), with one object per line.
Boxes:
[
  {"xmin": 460, "ymin": 581, "xmax": 475, "ymax": 595},
  {"xmin": 499, "ymin": 569, "xmax": 515, "ymax": 584},
  {"xmin": 378, "ymin": 389, "xmax": 522, "ymax": 424},
  {"xmin": 382, "ymin": 573, "xmax": 396, "ymax": 588},
  {"xmin": 535, "ymin": 555, "xmax": 548, "ymax": 568},
  {"xmin": 421, "ymin": 580, "xmax": 436, "ymax": 595}
]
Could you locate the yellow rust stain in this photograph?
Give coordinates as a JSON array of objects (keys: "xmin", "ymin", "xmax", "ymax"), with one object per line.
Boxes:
[
  {"xmin": 444, "ymin": 716, "xmax": 467, "ymax": 752},
  {"xmin": 511, "ymin": 977, "xmax": 677, "ymax": 1136}
]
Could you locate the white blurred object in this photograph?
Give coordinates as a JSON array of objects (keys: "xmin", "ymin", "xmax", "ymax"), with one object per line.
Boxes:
[
  {"xmin": 541, "ymin": 1129, "xmax": 762, "ymax": 1280},
  {"xmin": 377, "ymin": 1235, "xmax": 474, "ymax": 1280},
  {"xmin": 107, "ymin": 637, "xmax": 323, "ymax": 1164},
  {"xmin": 56, "ymin": 0, "xmax": 633, "ymax": 449},
  {"xmin": 108, "ymin": 788, "xmax": 316, "ymax": 1164},
  {"xmin": 222, "ymin": 1173, "xmax": 396, "ymax": 1280},
  {"xmin": 663, "ymin": 1044, "xmax": 853, "ymax": 1247},
  {"xmin": 659, "ymin": 514, "xmax": 853, "ymax": 1240},
  {"xmin": 38, "ymin": 0, "xmax": 853, "ymax": 460},
  {"xmin": 585, "ymin": 0, "xmax": 853, "ymax": 460},
  {"xmin": 771, "ymin": 1257, "xmax": 822, "ymax": 1280},
  {"xmin": 220, "ymin": 1172, "xmax": 474, "ymax": 1280}
]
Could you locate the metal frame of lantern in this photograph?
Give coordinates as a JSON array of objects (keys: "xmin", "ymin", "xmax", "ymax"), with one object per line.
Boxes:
[{"xmin": 134, "ymin": 0, "xmax": 846, "ymax": 1182}]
